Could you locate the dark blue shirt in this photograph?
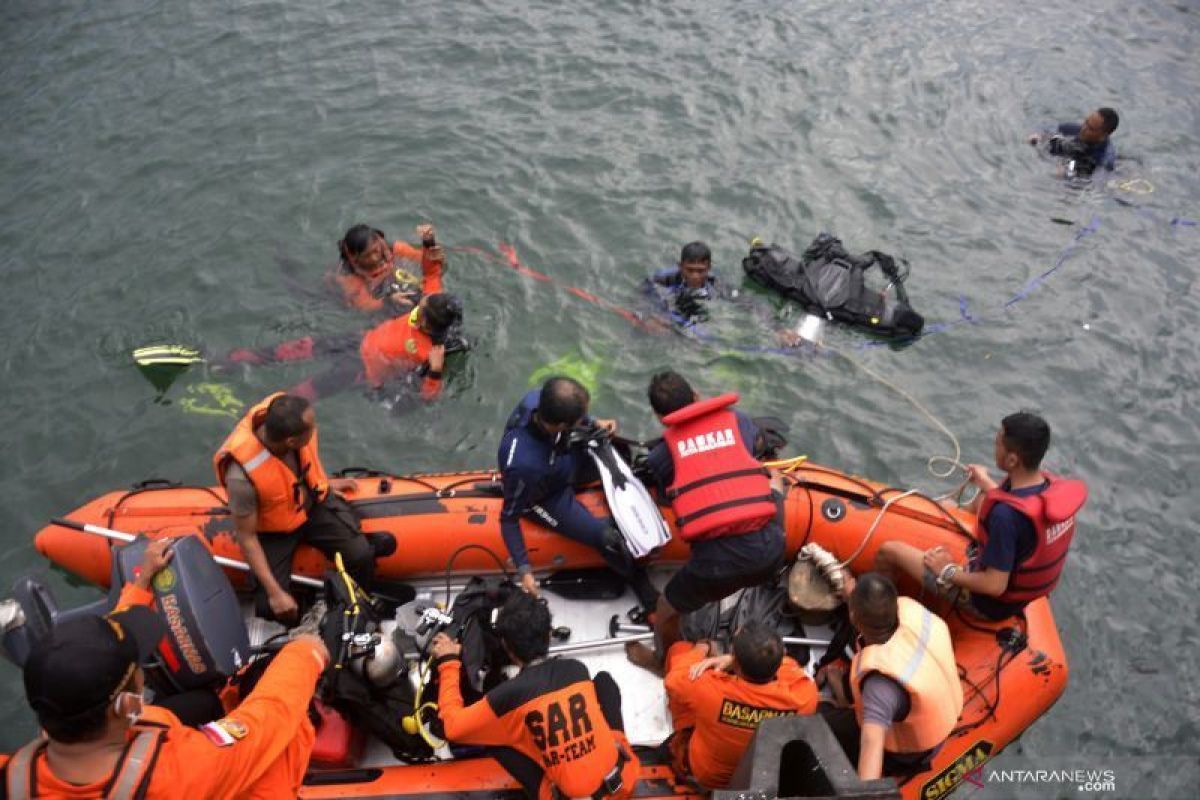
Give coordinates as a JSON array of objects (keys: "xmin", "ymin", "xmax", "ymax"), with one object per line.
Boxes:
[
  {"xmin": 968, "ymin": 479, "xmax": 1047, "ymax": 620},
  {"xmin": 497, "ymin": 390, "xmax": 588, "ymax": 570},
  {"xmin": 1050, "ymin": 122, "xmax": 1116, "ymax": 173}
]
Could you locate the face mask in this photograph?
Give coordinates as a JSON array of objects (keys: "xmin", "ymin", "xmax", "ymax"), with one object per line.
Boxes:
[{"xmin": 114, "ymin": 690, "xmax": 146, "ymax": 725}]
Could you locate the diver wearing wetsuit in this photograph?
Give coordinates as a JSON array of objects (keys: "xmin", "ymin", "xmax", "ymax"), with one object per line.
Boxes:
[
  {"xmin": 643, "ymin": 241, "xmax": 736, "ymax": 326},
  {"xmin": 1029, "ymin": 107, "xmax": 1119, "ymax": 176},
  {"xmin": 497, "ymin": 378, "xmax": 658, "ymax": 610}
]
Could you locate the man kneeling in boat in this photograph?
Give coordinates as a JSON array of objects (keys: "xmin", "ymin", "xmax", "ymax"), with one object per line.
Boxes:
[
  {"xmin": 628, "ymin": 371, "xmax": 787, "ymax": 669},
  {"xmin": 818, "ymin": 573, "xmax": 963, "ymax": 781},
  {"xmin": 662, "ymin": 621, "xmax": 818, "ymax": 789},
  {"xmin": 215, "ymin": 392, "xmax": 396, "ymax": 624},
  {"xmin": 875, "ymin": 411, "xmax": 1087, "ymax": 621},
  {"xmin": 431, "ymin": 592, "xmax": 640, "ymax": 800},
  {"xmin": 4, "ymin": 540, "xmax": 329, "ymax": 799}
]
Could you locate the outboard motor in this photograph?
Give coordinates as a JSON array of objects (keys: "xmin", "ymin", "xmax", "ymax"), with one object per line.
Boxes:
[
  {"xmin": 1, "ymin": 535, "xmax": 250, "ymax": 695},
  {"xmin": 1, "ymin": 581, "xmax": 108, "ymax": 668},
  {"xmin": 111, "ymin": 535, "xmax": 251, "ymax": 692}
]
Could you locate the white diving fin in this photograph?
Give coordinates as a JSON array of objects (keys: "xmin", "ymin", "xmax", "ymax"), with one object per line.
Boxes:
[{"xmin": 586, "ymin": 439, "xmax": 671, "ymax": 558}]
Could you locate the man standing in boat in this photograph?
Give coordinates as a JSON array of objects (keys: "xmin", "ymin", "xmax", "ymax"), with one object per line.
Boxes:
[
  {"xmin": 430, "ymin": 592, "xmax": 640, "ymax": 800},
  {"xmin": 627, "ymin": 371, "xmax": 787, "ymax": 670},
  {"xmin": 497, "ymin": 376, "xmax": 659, "ymax": 611},
  {"xmin": 875, "ymin": 411, "xmax": 1087, "ymax": 620},
  {"xmin": 662, "ymin": 622, "xmax": 818, "ymax": 789},
  {"xmin": 214, "ymin": 392, "xmax": 395, "ymax": 624},
  {"xmin": 818, "ymin": 573, "xmax": 963, "ymax": 781}
]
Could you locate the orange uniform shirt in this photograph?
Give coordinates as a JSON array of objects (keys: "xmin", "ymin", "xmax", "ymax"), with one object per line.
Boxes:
[
  {"xmin": 664, "ymin": 642, "xmax": 818, "ymax": 789},
  {"xmin": 29, "ymin": 584, "xmax": 325, "ymax": 800},
  {"xmin": 331, "ymin": 240, "xmax": 437, "ymax": 312},
  {"xmin": 357, "ymin": 247, "xmax": 445, "ymax": 397},
  {"xmin": 436, "ymin": 656, "xmax": 638, "ymax": 800}
]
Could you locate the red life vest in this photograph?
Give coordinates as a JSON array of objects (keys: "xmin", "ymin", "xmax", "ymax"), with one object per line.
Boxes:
[
  {"xmin": 661, "ymin": 393, "xmax": 776, "ymax": 543},
  {"xmin": 975, "ymin": 473, "xmax": 1088, "ymax": 604}
]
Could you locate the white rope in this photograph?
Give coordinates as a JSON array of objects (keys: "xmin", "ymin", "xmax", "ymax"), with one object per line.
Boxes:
[{"xmin": 837, "ymin": 489, "xmax": 918, "ymax": 569}]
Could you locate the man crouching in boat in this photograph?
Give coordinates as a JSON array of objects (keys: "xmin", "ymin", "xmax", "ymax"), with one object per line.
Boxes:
[
  {"xmin": 430, "ymin": 592, "xmax": 640, "ymax": 800},
  {"xmin": 818, "ymin": 573, "xmax": 963, "ymax": 781},
  {"xmin": 662, "ymin": 622, "xmax": 818, "ymax": 789},
  {"xmin": 215, "ymin": 392, "xmax": 396, "ymax": 624},
  {"xmin": 497, "ymin": 377, "xmax": 659, "ymax": 610},
  {"xmin": 875, "ymin": 411, "xmax": 1087, "ymax": 621},
  {"xmin": 4, "ymin": 539, "xmax": 330, "ymax": 799},
  {"xmin": 627, "ymin": 371, "xmax": 787, "ymax": 670}
]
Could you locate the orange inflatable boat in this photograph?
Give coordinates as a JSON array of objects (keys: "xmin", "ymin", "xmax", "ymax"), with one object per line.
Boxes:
[{"xmin": 26, "ymin": 462, "xmax": 1068, "ymax": 799}]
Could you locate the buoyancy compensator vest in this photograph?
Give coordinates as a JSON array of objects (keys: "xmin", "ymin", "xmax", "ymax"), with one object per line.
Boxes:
[{"xmin": 743, "ymin": 234, "xmax": 924, "ymax": 338}]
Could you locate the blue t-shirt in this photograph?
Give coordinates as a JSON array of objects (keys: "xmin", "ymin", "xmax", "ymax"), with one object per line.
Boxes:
[
  {"xmin": 1050, "ymin": 122, "xmax": 1116, "ymax": 173},
  {"xmin": 968, "ymin": 480, "xmax": 1047, "ymax": 619}
]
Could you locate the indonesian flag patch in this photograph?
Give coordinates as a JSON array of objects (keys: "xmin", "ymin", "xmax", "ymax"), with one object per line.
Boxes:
[{"xmin": 200, "ymin": 717, "xmax": 248, "ymax": 747}]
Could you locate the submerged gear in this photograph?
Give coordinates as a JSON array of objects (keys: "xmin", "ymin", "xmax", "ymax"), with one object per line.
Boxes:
[
  {"xmin": 661, "ymin": 393, "xmax": 776, "ymax": 542},
  {"xmin": 743, "ymin": 234, "xmax": 924, "ymax": 338},
  {"xmin": 213, "ymin": 392, "xmax": 330, "ymax": 534},
  {"xmin": 850, "ymin": 596, "xmax": 963, "ymax": 754},
  {"xmin": 976, "ymin": 473, "xmax": 1087, "ymax": 605}
]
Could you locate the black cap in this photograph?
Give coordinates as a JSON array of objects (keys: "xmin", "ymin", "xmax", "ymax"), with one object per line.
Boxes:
[{"xmin": 24, "ymin": 606, "xmax": 166, "ymax": 719}]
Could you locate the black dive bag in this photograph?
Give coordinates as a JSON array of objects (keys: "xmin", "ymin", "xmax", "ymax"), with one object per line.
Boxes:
[{"xmin": 743, "ymin": 234, "xmax": 924, "ymax": 338}]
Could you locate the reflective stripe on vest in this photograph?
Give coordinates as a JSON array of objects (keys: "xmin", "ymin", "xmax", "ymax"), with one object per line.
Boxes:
[
  {"xmin": 661, "ymin": 393, "xmax": 776, "ymax": 543},
  {"xmin": 212, "ymin": 392, "xmax": 329, "ymax": 533},
  {"xmin": 108, "ymin": 730, "xmax": 163, "ymax": 800},
  {"xmin": 851, "ymin": 597, "xmax": 963, "ymax": 754},
  {"xmin": 975, "ymin": 473, "xmax": 1087, "ymax": 604},
  {"xmin": 4, "ymin": 735, "xmax": 44, "ymax": 800},
  {"xmin": 4, "ymin": 730, "xmax": 163, "ymax": 800}
]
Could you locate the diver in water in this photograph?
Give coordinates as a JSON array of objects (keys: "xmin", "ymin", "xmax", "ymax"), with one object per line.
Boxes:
[
  {"xmin": 329, "ymin": 222, "xmax": 445, "ymax": 315},
  {"xmin": 1028, "ymin": 107, "xmax": 1119, "ymax": 177},
  {"xmin": 215, "ymin": 292, "xmax": 465, "ymax": 403},
  {"xmin": 643, "ymin": 241, "xmax": 737, "ymax": 327}
]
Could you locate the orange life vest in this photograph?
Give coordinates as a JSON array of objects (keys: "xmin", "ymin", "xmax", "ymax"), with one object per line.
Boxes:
[
  {"xmin": 359, "ymin": 307, "xmax": 436, "ymax": 388},
  {"xmin": 975, "ymin": 473, "xmax": 1087, "ymax": 604},
  {"xmin": 5, "ymin": 727, "xmax": 165, "ymax": 800},
  {"xmin": 850, "ymin": 597, "xmax": 963, "ymax": 754},
  {"xmin": 212, "ymin": 392, "xmax": 329, "ymax": 533},
  {"xmin": 661, "ymin": 393, "xmax": 775, "ymax": 542}
]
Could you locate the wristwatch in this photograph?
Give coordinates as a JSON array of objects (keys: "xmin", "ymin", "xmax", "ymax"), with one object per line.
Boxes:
[{"xmin": 937, "ymin": 563, "xmax": 959, "ymax": 588}]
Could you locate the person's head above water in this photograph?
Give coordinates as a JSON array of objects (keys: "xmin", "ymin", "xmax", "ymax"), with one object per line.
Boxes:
[
  {"xmin": 418, "ymin": 293, "xmax": 463, "ymax": 344},
  {"xmin": 678, "ymin": 241, "xmax": 713, "ymax": 289},
  {"xmin": 647, "ymin": 370, "xmax": 698, "ymax": 418},
  {"xmin": 536, "ymin": 376, "xmax": 590, "ymax": 432},
  {"xmin": 1080, "ymin": 107, "xmax": 1119, "ymax": 143},
  {"xmin": 339, "ymin": 224, "xmax": 392, "ymax": 278}
]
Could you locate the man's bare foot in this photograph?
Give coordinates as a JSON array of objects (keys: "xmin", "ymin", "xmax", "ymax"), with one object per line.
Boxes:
[{"xmin": 625, "ymin": 641, "xmax": 663, "ymax": 677}]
